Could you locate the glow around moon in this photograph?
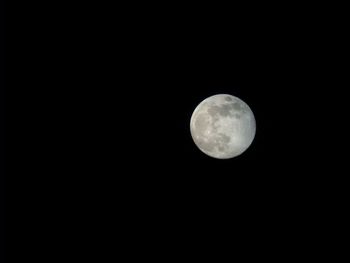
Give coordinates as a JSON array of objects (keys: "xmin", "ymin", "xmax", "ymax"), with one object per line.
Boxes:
[{"xmin": 190, "ymin": 94, "xmax": 256, "ymax": 159}]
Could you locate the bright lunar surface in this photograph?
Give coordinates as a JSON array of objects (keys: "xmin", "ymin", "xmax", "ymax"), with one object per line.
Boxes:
[{"xmin": 190, "ymin": 94, "xmax": 256, "ymax": 159}]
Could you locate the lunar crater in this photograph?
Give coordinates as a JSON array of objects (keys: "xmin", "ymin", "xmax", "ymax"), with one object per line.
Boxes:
[{"xmin": 207, "ymin": 104, "xmax": 235, "ymax": 118}]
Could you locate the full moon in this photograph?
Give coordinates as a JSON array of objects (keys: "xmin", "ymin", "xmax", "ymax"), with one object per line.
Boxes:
[{"xmin": 190, "ymin": 94, "xmax": 256, "ymax": 159}]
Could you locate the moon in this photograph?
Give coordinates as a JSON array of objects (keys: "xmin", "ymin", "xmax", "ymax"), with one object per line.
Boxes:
[{"xmin": 190, "ymin": 94, "xmax": 256, "ymax": 159}]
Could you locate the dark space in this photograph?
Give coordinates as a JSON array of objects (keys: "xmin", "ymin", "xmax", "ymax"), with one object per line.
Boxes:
[{"xmin": 6, "ymin": 3, "xmax": 348, "ymax": 260}]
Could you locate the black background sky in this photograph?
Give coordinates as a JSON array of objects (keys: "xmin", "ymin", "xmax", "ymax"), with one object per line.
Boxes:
[{"xmin": 6, "ymin": 3, "xmax": 348, "ymax": 260}]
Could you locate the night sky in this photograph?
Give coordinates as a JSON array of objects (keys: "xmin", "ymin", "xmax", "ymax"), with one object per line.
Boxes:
[{"xmin": 6, "ymin": 4, "xmax": 347, "ymax": 259}]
